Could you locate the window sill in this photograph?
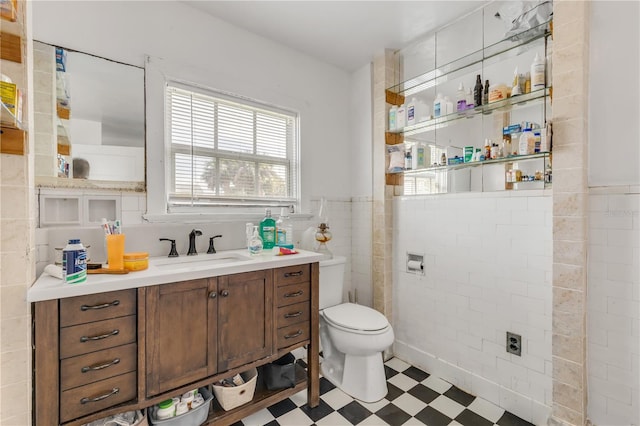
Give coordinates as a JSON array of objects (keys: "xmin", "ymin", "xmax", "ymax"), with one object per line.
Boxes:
[{"xmin": 142, "ymin": 212, "xmax": 314, "ymax": 224}]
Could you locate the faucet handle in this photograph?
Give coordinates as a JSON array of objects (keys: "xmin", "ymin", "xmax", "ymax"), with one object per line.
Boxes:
[
  {"xmin": 159, "ymin": 238, "xmax": 179, "ymax": 257},
  {"xmin": 207, "ymin": 235, "xmax": 223, "ymax": 254}
]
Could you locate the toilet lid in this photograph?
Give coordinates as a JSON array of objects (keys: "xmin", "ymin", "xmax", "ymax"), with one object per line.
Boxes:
[{"xmin": 323, "ymin": 303, "xmax": 389, "ymax": 332}]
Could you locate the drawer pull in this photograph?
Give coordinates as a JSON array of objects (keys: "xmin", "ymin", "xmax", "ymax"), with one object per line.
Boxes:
[
  {"xmin": 284, "ymin": 290, "xmax": 303, "ymax": 298},
  {"xmin": 80, "ymin": 388, "xmax": 119, "ymax": 404},
  {"xmin": 81, "ymin": 358, "xmax": 121, "ymax": 373},
  {"xmin": 80, "ymin": 300, "xmax": 120, "ymax": 311},
  {"xmin": 284, "ymin": 330, "xmax": 303, "ymax": 339},
  {"xmin": 284, "ymin": 271, "xmax": 303, "ymax": 277},
  {"xmin": 80, "ymin": 329, "xmax": 119, "ymax": 343},
  {"xmin": 284, "ymin": 311, "xmax": 303, "ymax": 318}
]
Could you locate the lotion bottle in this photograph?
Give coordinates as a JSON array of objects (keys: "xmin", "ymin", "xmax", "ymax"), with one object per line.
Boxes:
[{"xmin": 531, "ymin": 52, "xmax": 546, "ymax": 90}]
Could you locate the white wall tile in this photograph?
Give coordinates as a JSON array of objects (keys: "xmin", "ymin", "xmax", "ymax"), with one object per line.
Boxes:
[{"xmin": 393, "ymin": 193, "xmax": 552, "ymax": 420}]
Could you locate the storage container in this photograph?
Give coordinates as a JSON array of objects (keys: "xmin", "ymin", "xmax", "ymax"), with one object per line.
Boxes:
[
  {"xmin": 262, "ymin": 353, "xmax": 296, "ymax": 391},
  {"xmin": 212, "ymin": 368, "xmax": 258, "ymax": 411},
  {"xmin": 148, "ymin": 387, "xmax": 212, "ymax": 426},
  {"xmin": 123, "ymin": 252, "xmax": 149, "ymax": 271}
]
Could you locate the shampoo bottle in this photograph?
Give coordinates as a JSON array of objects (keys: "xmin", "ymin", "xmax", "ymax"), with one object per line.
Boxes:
[{"xmin": 259, "ymin": 209, "xmax": 276, "ymax": 249}]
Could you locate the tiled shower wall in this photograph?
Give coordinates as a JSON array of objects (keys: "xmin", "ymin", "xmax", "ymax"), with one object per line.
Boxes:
[
  {"xmin": 392, "ymin": 191, "xmax": 553, "ymax": 425},
  {"xmin": 587, "ymin": 188, "xmax": 640, "ymax": 426}
]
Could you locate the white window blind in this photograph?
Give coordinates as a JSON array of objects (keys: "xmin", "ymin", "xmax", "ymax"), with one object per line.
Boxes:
[{"xmin": 166, "ymin": 84, "xmax": 298, "ymax": 210}]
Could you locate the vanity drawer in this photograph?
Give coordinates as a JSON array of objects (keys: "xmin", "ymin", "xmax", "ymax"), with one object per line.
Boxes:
[
  {"xmin": 277, "ymin": 322, "xmax": 310, "ymax": 349},
  {"xmin": 60, "ymin": 371, "xmax": 137, "ymax": 423},
  {"xmin": 60, "ymin": 315, "xmax": 137, "ymax": 359},
  {"xmin": 274, "ymin": 264, "xmax": 310, "ymax": 287},
  {"xmin": 277, "ymin": 301, "xmax": 310, "ymax": 329},
  {"xmin": 60, "ymin": 289, "xmax": 136, "ymax": 327},
  {"xmin": 276, "ymin": 282, "xmax": 310, "ymax": 307},
  {"xmin": 60, "ymin": 343, "xmax": 137, "ymax": 391}
]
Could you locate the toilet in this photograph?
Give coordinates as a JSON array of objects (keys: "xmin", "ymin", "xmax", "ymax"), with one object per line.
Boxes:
[{"xmin": 319, "ymin": 256, "xmax": 394, "ymax": 403}]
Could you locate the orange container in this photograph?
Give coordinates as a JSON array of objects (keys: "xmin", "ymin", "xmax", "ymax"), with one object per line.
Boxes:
[
  {"xmin": 106, "ymin": 234, "xmax": 126, "ymax": 270},
  {"xmin": 123, "ymin": 252, "xmax": 149, "ymax": 271}
]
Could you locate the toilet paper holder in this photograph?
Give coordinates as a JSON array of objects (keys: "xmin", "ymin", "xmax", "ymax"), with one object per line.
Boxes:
[{"xmin": 406, "ymin": 252, "xmax": 424, "ymax": 275}]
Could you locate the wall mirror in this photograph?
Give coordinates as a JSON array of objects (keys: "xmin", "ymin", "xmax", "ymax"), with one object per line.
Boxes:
[{"xmin": 34, "ymin": 41, "xmax": 145, "ymax": 191}]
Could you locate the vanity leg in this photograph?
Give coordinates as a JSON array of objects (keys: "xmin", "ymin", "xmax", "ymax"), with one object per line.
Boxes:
[
  {"xmin": 307, "ymin": 262, "xmax": 320, "ymax": 408},
  {"xmin": 34, "ymin": 300, "xmax": 60, "ymax": 425}
]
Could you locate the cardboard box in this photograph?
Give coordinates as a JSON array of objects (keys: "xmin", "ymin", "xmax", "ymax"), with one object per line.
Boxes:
[{"xmin": 0, "ymin": 0, "xmax": 17, "ymax": 22}]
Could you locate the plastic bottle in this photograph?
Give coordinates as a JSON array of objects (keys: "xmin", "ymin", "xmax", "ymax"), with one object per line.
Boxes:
[
  {"xmin": 531, "ymin": 52, "xmax": 545, "ymax": 90},
  {"xmin": 484, "ymin": 139, "xmax": 492, "ymax": 160},
  {"xmin": 396, "ymin": 104, "xmax": 406, "ymax": 130},
  {"xmin": 474, "ymin": 74, "xmax": 483, "ymax": 107},
  {"xmin": 483, "ymin": 80, "xmax": 490, "ymax": 104},
  {"xmin": 466, "ymin": 88, "xmax": 474, "ymax": 109},
  {"xmin": 518, "ymin": 128, "xmax": 536, "ymax": 155},
  {"xmin": 62, "ymin": 239, "xmax": 87, "ymax": 284},
  {"xmin": 441, "ymin": 152, "xmax": 447, "ymax": 166},
  {"xmin": 433, "ymin": 93, "xmax": 443, "ymax": 118},
  {"xmin": 456, "ymin": 83, "xmax": 466, "ymax": 112},
  {"xmin": 388, "ymin": 105, "xmax": 398, "ymax": 132},
  {"xmin": 249, "ymin": 226, "xmax": 264, "ymax": 255},
  {"xmin": 415, "ymin": 99, "xmax": 430, "ymax": 122},
  {"xmin": 259, "ymin": 209, "xmax": 276, "ymax": 249},
  {"xmin": 413, "ymin": 143, "xmax": 426, "ymax": 168},
  {"xmin": 444, "ymin": 96, "xmax": 454, "ymax": 115},
  {"xmin": 404, "ymin": 150, "xmax": 412, "ymax": 170},
  {"xmin": 406, "ymin": 98, "xmax": 416, "ymax": 126},
  {"xmin": 276, "ymin": 208, "xmax": 293, "ymax": 246}
]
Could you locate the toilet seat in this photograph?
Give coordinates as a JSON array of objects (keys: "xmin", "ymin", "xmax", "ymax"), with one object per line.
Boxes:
[{"xmin": 322, "ymin": 303, "xmax": 390, "ymax": 334}]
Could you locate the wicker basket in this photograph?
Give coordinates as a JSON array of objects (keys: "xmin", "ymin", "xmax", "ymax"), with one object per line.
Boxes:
[{"xmin": 212, "ymin": 368, "xmax": 258, "ymax": 411}]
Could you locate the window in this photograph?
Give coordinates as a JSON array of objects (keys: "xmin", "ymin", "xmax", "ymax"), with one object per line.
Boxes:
[{"xmin": 166, "ymin": 84, "xmax": 298, "ymax": 211}]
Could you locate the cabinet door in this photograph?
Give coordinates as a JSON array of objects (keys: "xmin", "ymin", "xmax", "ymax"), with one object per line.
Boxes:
[
  {"xmin": 145, "ymin": 278, "xmax": 218, "ymax": 396},
  {"xmin": 217, "ymin": 270, "xmax": 273, "ymax": 371}
]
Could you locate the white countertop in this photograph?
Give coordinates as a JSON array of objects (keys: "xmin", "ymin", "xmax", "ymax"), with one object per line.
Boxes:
[{"xmin": 28, "ymin": 249, "xmax": 325, "ymax": 302}]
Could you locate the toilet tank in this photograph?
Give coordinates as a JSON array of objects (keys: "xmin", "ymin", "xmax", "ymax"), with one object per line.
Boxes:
[{"xmin": 319, "ymin": 256, "xmax": 346, "ymax": 310}]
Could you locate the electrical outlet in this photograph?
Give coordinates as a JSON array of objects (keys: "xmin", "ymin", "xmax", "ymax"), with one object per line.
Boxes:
[{"xmin": 506, "ymin": 332, "xmax": 522, "ymax": 356}]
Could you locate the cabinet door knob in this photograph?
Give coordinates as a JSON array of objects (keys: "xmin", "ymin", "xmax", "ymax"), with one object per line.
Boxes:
[
  {"xmin": 220, "ymin": 290, "xmax": 229, "ymax": 297},
  {"xmin": 209, "ymin": 291, "xmax": 217, "ymax": 299}
]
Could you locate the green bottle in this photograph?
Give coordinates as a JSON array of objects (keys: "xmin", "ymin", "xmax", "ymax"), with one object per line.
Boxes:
[{"xmin": 259, "ymin": 209, "xmax": 276, "ymax": 249}]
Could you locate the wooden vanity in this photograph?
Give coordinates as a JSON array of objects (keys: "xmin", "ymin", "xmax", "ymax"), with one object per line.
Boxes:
[{"xmin": 30, "ymin": 253, "xmax": 321, "ymax": 425}]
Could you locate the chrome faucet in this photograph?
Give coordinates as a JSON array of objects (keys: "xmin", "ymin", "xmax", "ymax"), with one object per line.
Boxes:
[{"xmin": 187, "ymin": 229, "xmax": 202, "ymax": 256}]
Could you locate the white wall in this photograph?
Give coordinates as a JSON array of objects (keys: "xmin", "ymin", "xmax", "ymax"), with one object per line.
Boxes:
[
  {"xmin": 587, "ymin": 1, "xmax": 640, "ymax": 186},
  {"xmin": 587, "ymin": 2, "xmax": 640, "ymax": 424},
  {"xmin": 32, "ymin": 0, "xmax": 352, "ymax": 213},
  {"xmin": 393, "ymin": 192, "xmax": 552, "ymax": 425}
]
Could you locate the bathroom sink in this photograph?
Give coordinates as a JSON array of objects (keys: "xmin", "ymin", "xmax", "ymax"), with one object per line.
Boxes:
[{"xmin": 154, "ymin": 252, "xmax": 251, "ymax": 269}]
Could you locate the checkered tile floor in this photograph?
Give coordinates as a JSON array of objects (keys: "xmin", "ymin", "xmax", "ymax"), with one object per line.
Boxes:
[{"xmin": 234, "ymin": 357, "xmax": 534, "ymax": 426}]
